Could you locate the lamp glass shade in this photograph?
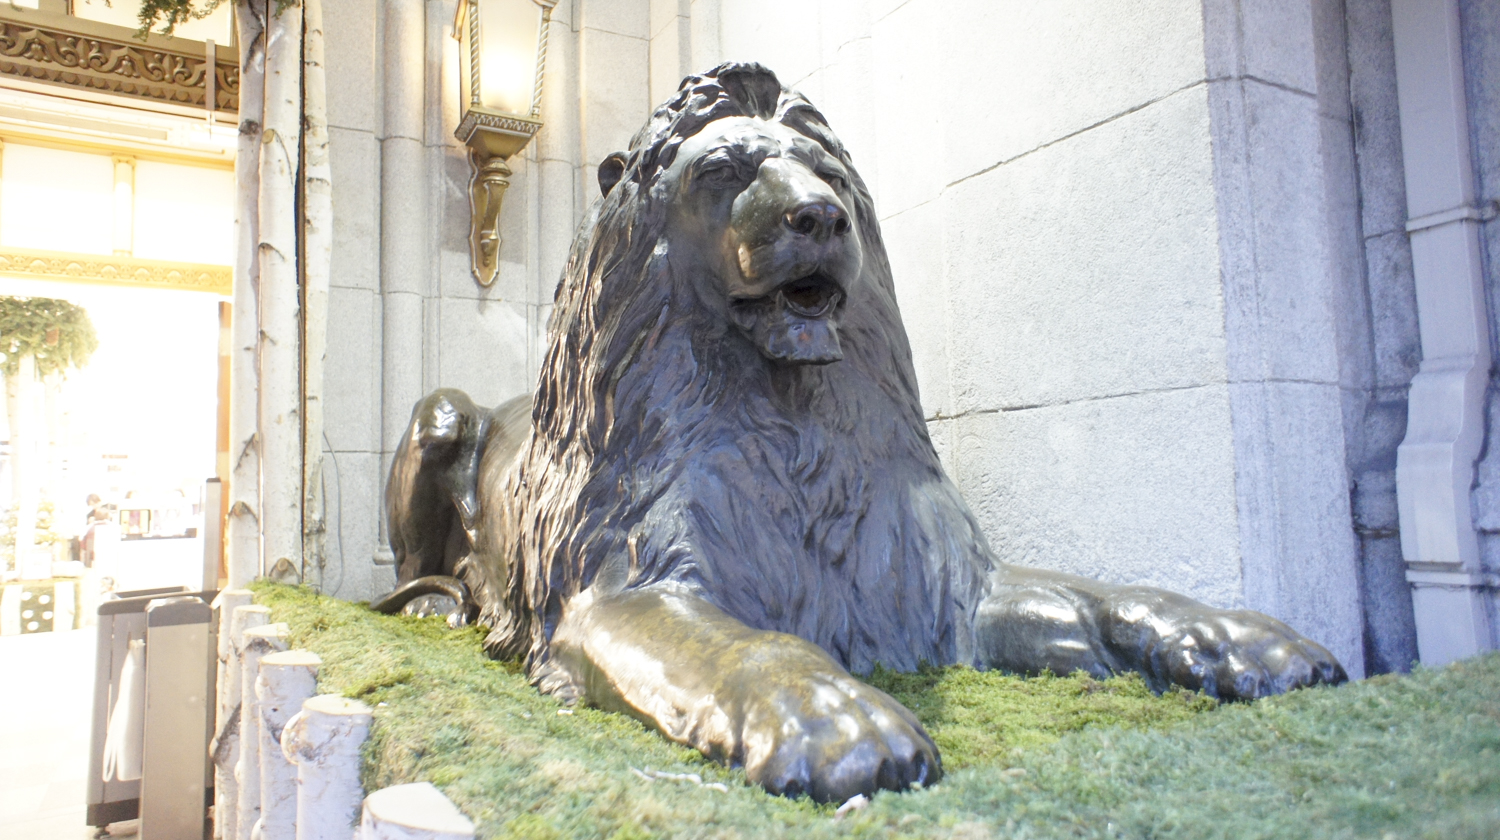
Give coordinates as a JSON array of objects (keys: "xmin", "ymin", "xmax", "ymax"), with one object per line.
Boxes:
[{"xmin": 458, "ymin": 0, "xmax": 546, "ymax": 119}]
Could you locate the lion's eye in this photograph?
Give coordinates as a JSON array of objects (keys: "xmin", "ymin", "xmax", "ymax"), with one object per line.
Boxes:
[
  {"xmin": 819, "ymin": 171, "xmax": 848, "ymax": 192},
  {"xmin": 697, "ymin": 164, "xmax": 744, "ymax": 189}
]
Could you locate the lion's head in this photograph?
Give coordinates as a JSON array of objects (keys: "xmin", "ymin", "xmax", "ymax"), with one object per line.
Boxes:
[
  {"xmin": 478, "ymin": 64, "xmax": 988, "ymax": 681},
  {"xmin": 655, "ymin": 113, "xmax": 864, "ymax": 365}
]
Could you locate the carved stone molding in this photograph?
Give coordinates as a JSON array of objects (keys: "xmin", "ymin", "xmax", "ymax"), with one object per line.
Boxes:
[
  {"xmin": 0, "ymin": 20, "xmax": 238, "ymax": 112},
  {"xmin": 0, "ymin": 246, "xmax": 230, "ymax": 295}
]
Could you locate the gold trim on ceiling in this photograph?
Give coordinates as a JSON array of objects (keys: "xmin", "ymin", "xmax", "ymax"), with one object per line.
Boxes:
[
  {"xmin": 0, "ymin": 10, "xmax": 238, "ymax": 113},
  {"xmin": 0, "ymin": 246, "xmax": 230, "ymax": 295}
]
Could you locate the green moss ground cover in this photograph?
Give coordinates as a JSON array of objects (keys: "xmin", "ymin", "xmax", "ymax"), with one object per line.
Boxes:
[{"xmin": 253, "ymin": 583, "xmax": 1500, "ymax": 839}]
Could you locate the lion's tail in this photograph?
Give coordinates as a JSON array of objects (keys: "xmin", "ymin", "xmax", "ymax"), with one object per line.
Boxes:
[{"xmin": 369, "ymin": 575, "xmax": 476, "ymax": 628}]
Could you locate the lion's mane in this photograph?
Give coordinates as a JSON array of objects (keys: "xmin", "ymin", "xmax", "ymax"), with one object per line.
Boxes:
[{"xmin": 469, "ymin": 63, "xmax": 995, "ymax": 691}]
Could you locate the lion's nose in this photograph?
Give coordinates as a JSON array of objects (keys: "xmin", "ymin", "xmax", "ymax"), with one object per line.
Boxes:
[{"xmin": 784, "ymin": 202, "xmax": 850, "ymax": 241}]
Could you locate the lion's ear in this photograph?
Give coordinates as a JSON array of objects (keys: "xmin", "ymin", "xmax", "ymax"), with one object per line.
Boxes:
[{"xmin": 598, "ymin": 152, "xmax": 628, "ymax": 198}]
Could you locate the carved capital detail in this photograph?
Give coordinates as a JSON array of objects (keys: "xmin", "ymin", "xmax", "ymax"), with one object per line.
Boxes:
[
  {"xmin": 0, "ymin": 21, "xmax": 239, "ymax": 112},
  {"xmin": 0, "ymin": 246, "xmax": 231, "ymax": 295}
]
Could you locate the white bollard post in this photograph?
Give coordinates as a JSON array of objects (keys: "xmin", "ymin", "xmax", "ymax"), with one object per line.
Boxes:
[
  {"xmin": 211, "ymin": 590, "xmax": 255, "ymax": 840},
  {"xmin": 237, "ymin": 620, "xmax": 288, "ymax": 840},
  {"xmin": 281, "ymin": 695, "xmax": 373, "ymax": 840},
  {"xmin": 255, "ymin": 651, "xmax": 320, "ymax": 840},
  {"xmin": 359, "ymin": 783, "xmax": 475, "ymax": 840}
]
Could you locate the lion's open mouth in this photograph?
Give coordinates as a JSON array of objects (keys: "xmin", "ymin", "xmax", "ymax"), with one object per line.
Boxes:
[
  {"xmin": 728, "ymin": 271, "xmax": 847, "ymax": 366},
  {"xmin": 779, "ymin": 273, "xmax": 843, "ymax": 318}
]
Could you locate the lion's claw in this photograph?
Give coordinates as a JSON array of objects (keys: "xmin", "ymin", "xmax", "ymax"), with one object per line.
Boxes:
[
  {"xmin": 1152, "ymin": 609, "xmax": 1347, "ymax": 700},
  {"xmin": 740, "ymin": 673, "xmax": 940, "ymax": 803}
]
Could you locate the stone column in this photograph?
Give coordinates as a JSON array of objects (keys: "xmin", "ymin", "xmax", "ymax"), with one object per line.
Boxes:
[
  {"xmin": 255, "ymin": 651, "xmax": 321, "ymax": 840},
  {"xmin": 281, "ymin": 695, "xmax": 373, "ymax": 840},
  {"xmin": 380, "ymin": 0, "xmax": 430, "ymax": 549},
  {"xmin": 1202, "ymin": 0, "xmax": 1366, "ymax": 676}
]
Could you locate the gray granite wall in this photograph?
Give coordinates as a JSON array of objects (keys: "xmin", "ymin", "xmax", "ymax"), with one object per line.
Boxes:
[
  {"xmin": 1342, "ymin": 0, "xmax": 1421, "ymax": 674},
  {"xmin": 1462, "ymin": 0, "xmax": 1500, "ymax": 646}
]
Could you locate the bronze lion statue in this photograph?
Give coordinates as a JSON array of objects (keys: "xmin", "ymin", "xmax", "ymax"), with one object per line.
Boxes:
[{"xmin": 374, "ymin": 62, "xmax": 1346, "ymax": 803}]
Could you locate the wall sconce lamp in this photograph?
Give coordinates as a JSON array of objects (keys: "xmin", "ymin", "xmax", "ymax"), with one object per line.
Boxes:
[{"xmin": 454, "ymin": 0, "xmax": 556, "ymax": 287}]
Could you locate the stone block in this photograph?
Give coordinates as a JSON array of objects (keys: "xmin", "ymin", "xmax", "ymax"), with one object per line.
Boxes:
[
  {"xmin": 1358, "ymin": 532, "xmax": 1418, "ymax": 674},
  {"xmin": 323, "ymin": 287, "xmax": 381, "ymax": 454},
  {"xmin": 1461, "ymin": 0, "xmax": 1500, "ymax": 198},
  {"xmin": 319, "ymin": 449, "xmax": 390, "ymax": 601},
  {"xmin": 943, "ymin": 85, "xmax": 1225, "ymax": 415},
  {"xmin": 870, "ymin": 0, "xmax": 947, "ymax": 217},
  {"xmin": 650, "ymin": 15, "xmax": 691, "ymax": 106},
  {"xmin": 380, "ymin": 136, "xmax": 430, "ymax": 295},
  {"xmin": 1363, "ymin": 230, "xmax": 1420, "ymax": 389},
  {"xmin": 1214, "ymin": 79, "xmax": 1344, "ymax": 385},
  {"xmin": 533, "ymin": 302, "xmax": 555, "ymax": 383},
  {"xmin": 458, "ymin": 152, "xmax": 534, "ymax": 304},
  {"xmin": 936, "ymin": 0, "xmax": 1206, "ymax": 187},
  {"xmin": 381, "ymin": 290, "xmax": 428, "ymax": 448},
  {"xmin": 329, "ymin": 127, "xmax": 380, "ymax": 292},
  {"xmin": 1353, "ymin": 468, "xmax": 1400, "ymax": 532},
  {"xmin": 581, "ymin": 0, "xmax": 650, "ymax": 40},
  {"xmin": 1320, "ymin": 112, "xmax": 1373, "ymax": 392},
  {"xmin": 818, "ymin": 0, "xmax": 870, "ymax": 59},
  {"xmin": 424, "ymin": 293, "xmax": 441, "ymax": 395},
  {"xmin": 688, "ymin": 0, "xmax": 721, "ymax": 71},
  {"xmin": 926, "ymin": 416, "xmax": 957, "ymax": 480},
  {"xmin": 322, "ymin": 0, "xmax": 378, "ymax": 132},
  {"xmin": 816, "ymin": 35, "xmax": 877, "ymax": 189},
  {"xmin": 1229, "ymin": 380, "xmax": 1364, "ymax": 676},
  {"xmin": 428, "ymin": 0, "xmax": 462, "ymax": 148},
  {"xmin": 381, "ymin": 0, "xmax": 426, "ymax": 143},
  {"xmin": 1346, "ymin": 0, "xmax": 1409, "ymax": 239},
  {"xmin": 718, "ymin": 0, "xmax": 822, "ymax": 86},
  {"xmin": 538, "ymin": 160, "xmax": 581, "ymax": 296},
  {"xmin": 437, "ymin": 298, "xmax": 533, "ymax": 408},
  {"xmin": 869, "ymin": 0, "xmax": 914, "ymax": 22},
  {"xmin": 579, "ymin": 28, "xmax": 651, "ymax": 164},
  {"xmin": 1239, "ymin": 0, "xmax": 1319, "ymax": 95},
  {"xmin": 1472, "ymin": 393, "xmax": 1500, "ymax": 532},
  {"xmin": 881, "ymin": 201, "xmax": 949, "ymax": 419},
  {"xmin": 650, "ymin": 0, "xmax": 689, "ymax": 38},
  {"xmin": 951, "ymin": 384, "xmax": 1244, "ymax": 609},
  {"xmin": 538, "ymin": 22, "xmax": 582, "ymax": 164}
]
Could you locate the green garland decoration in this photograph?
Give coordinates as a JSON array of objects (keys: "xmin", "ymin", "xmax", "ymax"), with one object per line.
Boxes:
[
  {"xmin": 134, "ymin": 0, "xmax": 296, "ymax": 38},
  {"xmin": 0, "ymin": 297, "xmax": 98, "ymax": 378}
]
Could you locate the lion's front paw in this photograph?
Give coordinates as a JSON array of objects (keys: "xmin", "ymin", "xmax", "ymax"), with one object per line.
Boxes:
[
  {"xmin": 1148, "ymin": 610, "xmax": 1347, "ymax": 700},
  {"xmin": 738, "ymin": 672, "xmax": 941, "ymax": 803}
]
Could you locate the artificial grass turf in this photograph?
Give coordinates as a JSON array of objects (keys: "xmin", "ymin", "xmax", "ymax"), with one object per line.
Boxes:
[{"xmin": 252, "ymin": 582, "xmax": 1500, "ymax": 839}]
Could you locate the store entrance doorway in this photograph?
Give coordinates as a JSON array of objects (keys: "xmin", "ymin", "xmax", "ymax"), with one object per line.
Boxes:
[{"xmin": 0, "ymin": 278, "xmax": 226, "ymax": 623}]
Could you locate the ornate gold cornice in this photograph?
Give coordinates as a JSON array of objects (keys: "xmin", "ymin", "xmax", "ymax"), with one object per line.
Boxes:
[
  {"xmin": 0, "ymin": 246, "xmax": 230, "ymax": 295},
  {"xmin": 0, "ymin": 17, "xmax": 238, "ymax": 112}
]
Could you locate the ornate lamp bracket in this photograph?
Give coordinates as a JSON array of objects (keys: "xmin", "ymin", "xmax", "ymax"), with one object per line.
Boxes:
[{"xmin": 455, "ymin": 112, "xmax": 540, "ymax": 287}]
